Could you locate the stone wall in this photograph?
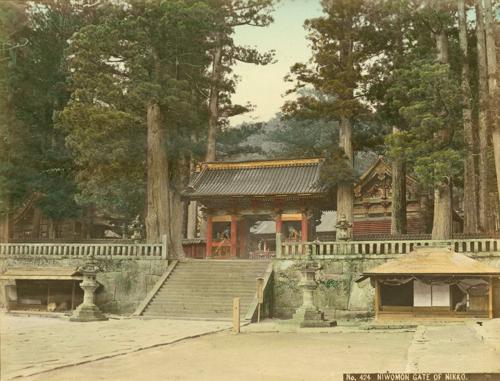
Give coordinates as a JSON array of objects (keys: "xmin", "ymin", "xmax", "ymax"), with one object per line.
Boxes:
[
  {"xmin": 0, "ymin": 257, "xmax": 170, "ymax": 314},
  {"xmin": 271, "ymin": 252, "xmax": 500, "ymax": 320}
]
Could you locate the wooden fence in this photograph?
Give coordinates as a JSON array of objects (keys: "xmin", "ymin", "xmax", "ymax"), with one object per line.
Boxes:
[{"xmin": 279, "ymin": 238, "xmax": 500, "ymax": 258}]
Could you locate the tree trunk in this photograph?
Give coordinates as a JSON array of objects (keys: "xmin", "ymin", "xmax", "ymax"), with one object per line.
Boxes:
[
  {"xmin": 476, "ymin": 0, "xmax": 492, "ymax": 232},
  {"xmin": 169, "ymin": 156, "xmax": 190, "ymax": 258},
  {"xmin": 391, "ymin": 136, "xmax": 407, "ymax": 236},
  {"xmin": 32, "ymin": 207, "xmax": 42, "ymax": 239},
  {"xmin": 432, "ymin": 181, "xmax": 453, "ymax": 239},
  {"xmin": 0, "ymin": 212, "xmax": 10, "ymax": 243},
  {"xmin": 206, "ymin": 43, "xmax": 223, "ymax": 162},
  {"xmin": 459, "ymin": 0, "xmax": 479, "ymax": 233},
  {"xmin": 169, "ymin": 190, "xmax": 185, "ymax": 257},
  {"xmin": 484, "ymin": 0, "xmax": 500, "ymax": 211},
  {"xmin": 145, "ymin": 101, "xmax": 170, "ymax": 245},
  {"xmin": 431, "ymin": 29, "xmax": 453, "ymax": 239},
  {"xmin": 186, "ymin": 158, "xmax": 197, "ymax": 239},
  {"xmin": 337, "ymin": 116, "xmax": 354, "ymax": 235}
]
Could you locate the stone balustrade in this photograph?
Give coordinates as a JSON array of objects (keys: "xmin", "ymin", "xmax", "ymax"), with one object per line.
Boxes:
[
  {"xmin": 0, "ymin": 242, "xmax": 165, "ymax": 259},
  {"xmin": 2, "ymin": 238, "xmax": 500, "ymax": 260},
  {"xmin": 279, "ymin": 238, "xmax": 500, "ymax": 258}
]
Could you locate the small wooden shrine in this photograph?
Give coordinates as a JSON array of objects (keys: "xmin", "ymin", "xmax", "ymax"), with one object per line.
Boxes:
[
  {"xmin": 0, "ymin": 267, "xmax": 85, "ymax": 312},
  {"xmin": 184, "ymin": 158, "xmax": 335, "ymax": 258},
  {"xmin": 0, "ymin": 194, "xmax": 116, "ymax": 243},
  {"xmin": 358, "ymin": 247, "xmax": 500, "ymax": 319}
]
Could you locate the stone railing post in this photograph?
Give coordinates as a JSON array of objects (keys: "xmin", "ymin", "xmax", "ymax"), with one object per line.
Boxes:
[
  {"xmin": 335, "ymin": 214, "xmax": 353, "ymax": 255},
  {"xmin": 161, "ymin": 234, "xmax": 168, "ymax": 260}
]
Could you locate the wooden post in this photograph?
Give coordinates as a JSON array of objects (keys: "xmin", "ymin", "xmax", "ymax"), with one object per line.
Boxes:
[
  {"xmin": 489, "ymin": 276, "xmax": 493, "ymax": 319},
  {"xmin": 71, "ymin": 281, "xmax": 76, "ymax": 310},
  {"xmin": 230, "ymin": 215, "xmax": 238, "ymax": 257},
  {"xmin": 301, "ymin": 212, "xmax": 309, "ymax": 255},
  {"xmin": 374, "ymin": 278, "xmax": 380, "ymax": 320},
  {"xmin": 206, "ymin": 215, "xmax": 213, "ymax": 258},
  {"xmin": 257, "ymin": 277, "xmax": 264, "ymax": 323},
  {"xmin": 238, "ymin": 219, "xmax": 247, "ymax": 258},
  {"xmin": 301, "ymin": 212, "xmax": 309, "ymax": 243},
  {"xmin": 47, "ymin": 283, "xmax": 50, "ymax": 311},
  {"xmin": 275, "ymin": 213, "xmax": 282, "ymax": 258},
  {"xmin": 232, "ymin": 297, "xmax": 240, "ymax": 334}
]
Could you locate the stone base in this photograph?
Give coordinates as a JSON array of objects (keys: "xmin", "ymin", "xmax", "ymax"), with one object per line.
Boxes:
[
  {"xmin": 70, "ymin": 304, "xmax": 108, "ymax": 322},
  {"xmin": 292, "ymin": 307, "xmax": 337, "ymax": 328}
]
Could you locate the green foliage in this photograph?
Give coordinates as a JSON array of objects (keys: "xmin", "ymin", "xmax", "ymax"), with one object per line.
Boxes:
[
  {"xmin": 385, "ymin": 59, "xmax": 463, "ymax": 187},
  {"xmin": 0, "ymin": 2, "xmax": 93, "ymax": 218},
  {"xmin": 217, "ymin": 123, "xmax": 264, "ymax": 159},
  {"xmin": 209, "ymin": 0, "xmax": 276, "ymax": 126},
  {"xmin": 268, "ymin": 116, "xmax": 338, "ymax": 158},
  {"xmin": 319, "ymin": 149, "xmax": 356, "ymax": 188},
  {"xmin": 59, "ymin": 0, "xmax": 215, "ymax": 217},
  {"xmin": 283, "ymin": 0, "xmax": 370, "ymax": 122}
]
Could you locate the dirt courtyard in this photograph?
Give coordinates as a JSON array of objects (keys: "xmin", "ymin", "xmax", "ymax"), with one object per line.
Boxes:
[{"xmin": 1, "ymin": 315, "xmax": 500, "ymax": 381}]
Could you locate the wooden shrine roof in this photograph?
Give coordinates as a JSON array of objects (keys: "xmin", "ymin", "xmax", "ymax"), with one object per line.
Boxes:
[
  {"xmin": 0, "ymin": 267, "xmax": 84, "ymax": 280},
  {"xmin": 361, "ymin": 247, "xmax": 500, "ymax": 277},
  {"xmin": 184, "ymin": 158, "xmax": 327, "ymax": 200}
]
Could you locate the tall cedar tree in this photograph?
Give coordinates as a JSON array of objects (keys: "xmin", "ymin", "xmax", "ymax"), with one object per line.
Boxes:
[
  {"xmin": 483, "ymin": 0, "xmax": 500, "ymax": 227},
  {"xmin": 205, "ymin": 0, "xmax": 275, "ymax": 162},
  {"xmin": 0, "ymin": 1, "xmax": 26, "ymax": 241},
  {"xmin": 361, "ymin": 0, "xmax": 417, "ymax": 235},
  {"xmin": 475, "ymin": 0, "xmax": 494, "ymax": 232},
  {"xmin": 0, "ymin": 2, "xmax": 98, "ymax": 240},
  {"xmin": 188, "ymin": 0, "xmax": 275, "ymax": 239},
  {"xmin": 283, "ymin": 0, "xmax": 369, "ymax": 233},
  {"xmin": 458, "ymin": 0, "xmax": 478, "ymax": 233},
  {"xmin": 59, "ymin": 1, "xmax": 213, "ymax": 254}
]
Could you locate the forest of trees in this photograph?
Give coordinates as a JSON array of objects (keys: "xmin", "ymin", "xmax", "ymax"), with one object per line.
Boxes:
[{"xmin": 0, "ymin": 0, "xmax": 499, "ymax": 256}]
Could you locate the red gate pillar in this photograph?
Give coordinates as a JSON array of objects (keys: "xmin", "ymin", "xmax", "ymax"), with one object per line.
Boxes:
[
  {"xmin": 239, "ymin": 219, "xmax": 247, "ymax": 258},
  {"xmin": 275, "ymin": 213, "xmax": 282, "ymax": 235},
  {"xmin": 206, "ymin": 215, "xmax": 213, "ymax": 258},
  {"xmin": 230, "ymin": 215, "xmax": 238, "ymax": 257}
]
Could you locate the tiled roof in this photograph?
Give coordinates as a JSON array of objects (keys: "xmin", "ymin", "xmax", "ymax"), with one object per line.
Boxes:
[{"xmin": 185, "ymin": 158, "xmax": 325, "ymax": 198}]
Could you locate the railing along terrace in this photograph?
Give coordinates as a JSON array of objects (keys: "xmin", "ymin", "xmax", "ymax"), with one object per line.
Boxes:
[
  {"xmin": 0, "ymin": 242, "xmax": 165, "ymax": 259},
  {"xmin": 279, "ymin": 238, "xmax": 500, "ymax": 258}
]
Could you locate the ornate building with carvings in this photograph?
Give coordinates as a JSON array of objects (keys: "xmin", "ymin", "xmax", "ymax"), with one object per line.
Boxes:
[{"xmin": 353, "ymin": 157, "xmax": 429, "ymax": 237}]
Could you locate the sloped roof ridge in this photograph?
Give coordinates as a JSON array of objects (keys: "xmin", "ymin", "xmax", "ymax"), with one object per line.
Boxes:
[
  {"xmin": 363, "ymin": 246, "xmax": 500, "ymax": 275},
  {"xmin": 201, "ymin": 157, "xmax": 323, "ymax": 171}
]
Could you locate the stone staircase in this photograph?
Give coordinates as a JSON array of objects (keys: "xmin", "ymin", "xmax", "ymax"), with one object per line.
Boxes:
[{"xmin": 140, "ymin": 260, "xmax": 271, "ymax": 320}]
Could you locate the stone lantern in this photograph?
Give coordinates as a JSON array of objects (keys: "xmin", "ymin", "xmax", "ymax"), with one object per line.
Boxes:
[
  {"xmin": 335, "ymin": 213, "xmax": 352, "ymax": 242},
  {"xmin": 129, "ymin": 215, "xmax": 143, "ymax": 243},
  {"xmin": 70, "ymin": 255, "xmax": 107, "ymax": 322},
  {"xmin": 292, "ymin": 253, "xmax": 336, "ymax": 328}
]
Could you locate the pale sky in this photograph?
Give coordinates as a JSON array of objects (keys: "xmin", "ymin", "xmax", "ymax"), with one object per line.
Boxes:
[{"xmin": 230, "ymin": 0, "xmax": 323, "ymax": 125}]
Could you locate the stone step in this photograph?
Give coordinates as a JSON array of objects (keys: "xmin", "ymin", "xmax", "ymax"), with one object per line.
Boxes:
[
  {"xmin": 145, "ymin": 306, "xmax": 245, "ymax": 314},
  {"xmin": 147, "ymin": 303, "xmax": 253, "ymax": 311},
  {"xmin": 171, "ymin": 271, "xmax": 262, "ymax": 280},
  {"xmin": 177, "ymin": 263, "xmax": 269, "ymax": 269},
  {"xmin": 158, "ymin": 284, "xmax": 257, "ymax": 291},
  {"xmin": 153, "ymin": 295, "xmax": 254, "ymax": 304},
  {"xmin": 144, "ymin": 308, "xmax": 248, "ymax": 318},
  {"xmin": 153, "ymin": 293, "xmax": 255, "ymax": 299},
  {"xmin": 142, "ymin": 261, "xmax": 270, "ymax": 318},
  {"xmin": 146, "ymin": 306, "xmax": 247, "ymax": 315}
]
